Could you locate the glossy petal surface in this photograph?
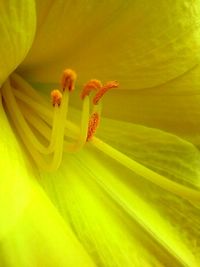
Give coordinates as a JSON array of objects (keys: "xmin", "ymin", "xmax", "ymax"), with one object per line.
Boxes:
[
  {"xmin": 19, "ymin": 0, "xmax": 200, "ymax": 90},
  {"xmin": 0, "ymin": 0, "xmax": 36, "ymax": 84}
]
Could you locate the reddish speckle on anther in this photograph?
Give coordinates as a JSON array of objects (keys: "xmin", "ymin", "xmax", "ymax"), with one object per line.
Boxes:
[
  {"xmin": 87, "ymin": 112, "xmax": 100, "ymax": 141},
  {"xmin": 61, "ymin": 69, "xmax": 77, "ymax": 91},
  {"xmin": 51, "ymin": 89, "xmax": 62, "ymax": 107},
  {"xmin": 80, "ymin": 79, "xmax": 102, "ymax": 100},
  {"xmin": 93, "ymin": 80, "xmax": 119, "ymax": 105}
]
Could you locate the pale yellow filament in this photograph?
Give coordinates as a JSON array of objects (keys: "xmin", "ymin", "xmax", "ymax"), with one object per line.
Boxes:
[
  {"xmin": 64, "ymin": 96, "xmax": 89, "ymax": 152},
  {"xmin": 19, "ymin": 95, "xmax": 90, "ymax": 153},
  {"xmin": 13, "ymin": 81, "xmax": 90, "ymax": 152},
  {"xmin": 2, "ymin": 81, "xmax": 51, "ymax": 170},
  {"xmin": 46, "ymin": 90, "xmax": 69, "ymax": 171},
  {"xmin": 11, "ymin": 73, "xmax": 47, "ymax": 105},
  {"xmin": 91, "ymin": 137, "xmax": 200, "ymax": 202},
  {"xmin": 2, "ymin": 79, "xmax": 69, "ymax": 171},
  {"xmin": 20, "ymin": 103, "xmax": 51, "ymax": 140},
  {"xmin": 13, "ymin": 88, "xmax": 78, "ymax": 137},
  {"xmin": 2, "ymin": 80, "xmax": 50, "ymax": 154}
]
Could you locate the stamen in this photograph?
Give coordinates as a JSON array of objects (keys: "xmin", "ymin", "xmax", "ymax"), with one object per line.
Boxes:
[
  {"xmin": 2, "ymin": 77, "xmax": 70, "ymax": 171},
  {"xmin": 13, "ymin": 88, "xmax": 78, "ymax": 137},
  {"xmin": 10, "ymin": 76, "xmax": 200, "ymax": 202},
  {"xmin": 87, "ymin": 112, "xmax": 100, "ymax": 141},
  {"xmin": 80, "ymin": 79, "xmax": 102, "ymax": 100},
  {"xmin": 51, "ymin": 89, "xmax": 62, "ymax": 107},
  {"xmin": 47, "ymin": 85, "xmax": 70, "ymax": 170},
  {"xmin": 5, "ymin": 71, "xmax": 199, "ymax": 206},
  {"xmin": 93, "ymin": 80, "xmax": 119, "ymax": 105},
  {"xmin": 61, "ymin": 69, "xmax": 77, "ymax": 91},
  {"xmin": 44, "ymin": 89, "xmax": 63, "ymax": 155}
]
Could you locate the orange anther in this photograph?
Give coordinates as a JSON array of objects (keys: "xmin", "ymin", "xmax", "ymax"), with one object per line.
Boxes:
[
  {"xmin": 93, "ymin": 80, "xmax": 119, "ymax": 105},
  {"xmin": 80, "ymin": 79, "xmax": 102, "ymax": 100},
  {"xmin": 61, "ymin": 69, "xmax": 77, "ymax": 91},
  {"xmin": 51, "ymin": 89, "xmax": 62, "ymax": 107},
  {"xmin": 87, "ymin": 112, "xmax": 100, "ymax": 141}
]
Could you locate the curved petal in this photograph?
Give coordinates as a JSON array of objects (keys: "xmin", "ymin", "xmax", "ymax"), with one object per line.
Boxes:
[
  {"xmin": 40, "ymin": 155, "xmax": 167, "ymax": 267},
  {"xmin": 19, "ymin": 0, "xmax": 200, "ymax": 90},
  {"xmin": 71, "ymin": 63, "xmax": 200, "ymax": 146},
  {"xmin": 0, "ymin": 0, "xmax": 36, "ymax": 85},
  {"xmin": 0, "ymin": 98, "xmax": 95, "ymax": 266},
  {"xmin": 39, "ymin": 118, "xmax": 200, "ymax": 266},
  {"xmin": 1, "ymin": 184, "xmax": 96, "ymax": 267},
  {"xmin": 0, "ymin": 95, "xmax": 33, "ymax": 238}
]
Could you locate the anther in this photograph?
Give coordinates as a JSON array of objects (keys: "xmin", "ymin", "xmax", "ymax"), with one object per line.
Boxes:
[
  {"xmin": 80, "ymin": 79, "xmax": 102, "ymax": 100},
  {"xmin": 51, "ymin": 89, "xmax": 62, "ymax": 107},
  {"xmin": 61, "ymin": 69, "xmax": 77, "ymax": 91},
  {"xmin": 87, "ymin": 112, "xmax": 100, "ymax": 141},
  {"xmin": 93, "ymin": 80, "xmax": 119, "ymax": 105}
]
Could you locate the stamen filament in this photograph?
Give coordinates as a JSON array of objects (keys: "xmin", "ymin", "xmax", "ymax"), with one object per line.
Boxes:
[
  {"xmin": 91, "ymin": 137, "xmax": 200, "ymax": 202},
  {"xmin": 13, "ymin": 89, "xmax": 52, "ymax": 122},
  {"xmin": 65, "ymin": 96, "xmax": 90, "ymax": 152},
  {"xmin": 2, "ymin": 82, "xmax": 51, "ymax": 170},
  {"xmin": 20, "ymin": 103, "xmax": 51, "ymax": 140},
  {"xmin": 2, "ymin": 80, "xmax": 51, "ymax": 155},
  {"xmin": 2, "ymin": 79, "xmax": 69, "ymax": 171},
  {"xmin": 5, "ymin": 72, "xmax": 195, "ymax": 199},
  {"xmin": 13, "ymin": 88, "xmax": 78, "ymax": 137},
  {"xmin": 20, "ymin": 95, "xmax": 89, "ymax": 154},
  {"xmin": 19, "ymin": 104, "xmax": 75, "ymax": 153},
  {"xmin": 46, "ymin": 90, "xmax": 69, "ymax": 171},
  {"xmin": 11, "ymin": 73, "xmax": 47, "ymax": 105}
]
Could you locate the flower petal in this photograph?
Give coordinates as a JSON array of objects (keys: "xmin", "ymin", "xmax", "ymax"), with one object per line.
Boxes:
[
  {"xmin": 0, "ymin": 97, "xmax": 32, "ymax": 238},
  {"xmin": 1, "ymin": 184, "xmax": 96, "ymax": 267},
  {"xmin": 0, "ymin": 99, "xmax": 95, "ymax": 266},
  {"xmin": 97, "ymin": 118, "xmax": 200, "ymax": 261},
  {"xmin": 0, "ymin": 0, "xmax": 36, "ymax": 85},
  {"xmin": 19, "ymin": 0, "xmax": 200, "ymax": 90},
  {"xmin": 39, "ymin": 155, "xmax": 166, "ymax": 267}
]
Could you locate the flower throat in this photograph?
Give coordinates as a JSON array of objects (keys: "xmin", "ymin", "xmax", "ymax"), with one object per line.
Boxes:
[
  {"xmin": 1, "ymin": 69, "xmax": 200, "ymax": 203},
  {"xmin": 1, "ymin": 69, "xmax": 118, "ymax": 171}
]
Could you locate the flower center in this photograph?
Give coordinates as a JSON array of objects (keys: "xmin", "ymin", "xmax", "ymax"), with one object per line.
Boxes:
[
  {"xmin": 1, "ymin": 69, "xmax": 200, "ymax": 203},
  {"xmin": 0, "ymin": 69, "xmax": 118, "ymax": 171}
]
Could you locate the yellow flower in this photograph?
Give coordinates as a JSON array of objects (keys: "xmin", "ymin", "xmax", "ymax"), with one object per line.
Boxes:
[{"xmin": 1, "ymin": 0, "xmax": 200, "ymax": 266}]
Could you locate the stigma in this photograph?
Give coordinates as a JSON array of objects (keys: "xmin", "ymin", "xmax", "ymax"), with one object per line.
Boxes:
[{"xmin": 1, "ymin": 69, "xmax": 118, "ymax": 171}]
